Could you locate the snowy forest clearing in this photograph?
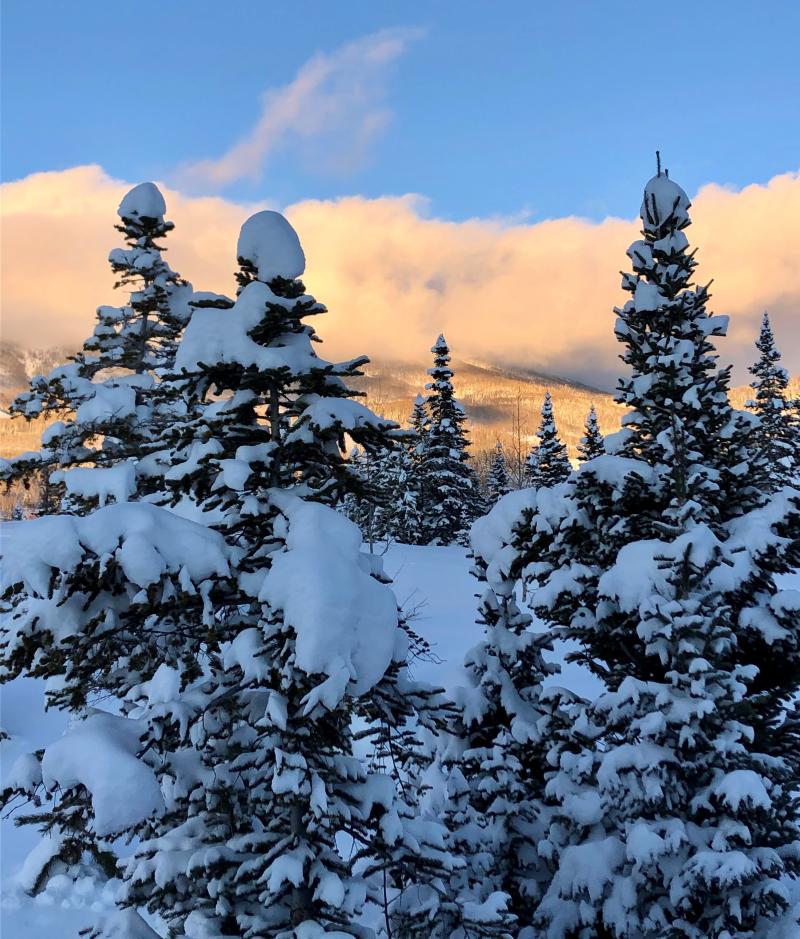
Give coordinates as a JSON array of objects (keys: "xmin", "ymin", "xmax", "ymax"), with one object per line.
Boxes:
[
  {"xmin": 3, "ymin": 547, "xmax": 799, "ymax": 937},
  {"xmin": 0, "ymin": 543, "xmax": 584, "ymax": 935},
  {"xmin": 1, "ymin": 161, "xmax": 799, "ymax": 939}
]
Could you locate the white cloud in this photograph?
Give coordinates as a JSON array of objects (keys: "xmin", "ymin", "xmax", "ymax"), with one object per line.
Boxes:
[{"xmin": 178, "ymin": 27, "xmax": 423, "ymax": 189}]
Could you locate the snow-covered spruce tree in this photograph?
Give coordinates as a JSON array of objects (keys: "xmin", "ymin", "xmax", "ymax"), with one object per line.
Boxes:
[
  {"xmin": 372, "ymin": 448, "xmax": 416, "ymax": 546},
  {"xmin": 747, "ymin": 311, "xmax": 798, "ymax": 488},
  {"xmin": 340, "ymin": 445, "xmax": 383, "ymax": 546},
  {"xmin": 504, "ymin": 164, "xmax": 800, "ymax": 938},
  {"xmin": 527, "ymin": 392, "xmax": 571, "ymax": 488},
  {"xmin": 0, "ymin": 183, "xmax": 196, "ymax": 911},
  {"xmin": 360, "ymin": 395, "xmax": 429, "ymax": 547},
  {"xmin": 0, "ymin": 504, "xmax": 233, "ymax": 925},
  {"xmin": 351, "ymin": 634, "xmax": 459, "ymax": 938},
  {"xmin": 577, "ymin": 404, "xmax": 605, "ymax": 463},
  {"xmin": 487, "ymin": 441, "xmax": 512, "ymax": 504},
  {"xmin": 431, "ymin": 491, "xmax": 577, "ymax": 937},
  {"xmin": 114, "ymin": 211, "xmax": 451, "ymax": 938},
  {"xmin": 4, "ymin": 182, "xmax": 192, "ymax": 514},
  {"xmin": 409, "ymin": 392, "xmax": 429, "ymax": 443},
  {"xmin": 394, "ymin": 393, "xmax": 430, "ymax": 545},
  {"xmin": 418, "ymin": 335, "xmax": 484, "ymax": 545},
  {"xmin": 523, "ymin": 441, "xmax": 540, "ymax": 488}
]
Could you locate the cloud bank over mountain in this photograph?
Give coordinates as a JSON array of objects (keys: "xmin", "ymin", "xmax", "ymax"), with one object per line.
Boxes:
[{"xmin": 2, "ymin": 164, "xmax": 798, "ymax": 388}]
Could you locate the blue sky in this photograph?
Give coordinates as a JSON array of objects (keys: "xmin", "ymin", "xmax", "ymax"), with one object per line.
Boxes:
[
  {"xmin": 3, "ymin": 0, "xmax": 799, "ymax": 222},
  {"xmin": 2, "ymin": 2, "xmax": 799, "ymax": 388}
]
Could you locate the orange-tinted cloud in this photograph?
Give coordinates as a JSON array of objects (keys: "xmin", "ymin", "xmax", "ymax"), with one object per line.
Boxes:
[{"xmin": 2, "ymin": 164, "xmax": 798, "ymax": 388}]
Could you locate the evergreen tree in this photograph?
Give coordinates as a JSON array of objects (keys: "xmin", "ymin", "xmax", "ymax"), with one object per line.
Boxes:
[
  {"xmin": 435, "ymin": 529, "xmax": 575, "ymax": 938},
  {"xmin": 577, "ymin": 404, "xmax": 605, "ymax": 463},
  {"xmin": 523, "ymin": 441, "xmax": 540, "ymax": 488},
  {"xmin": 747, "ymin": 311, "xmax": 798, "ymax": 488},
  {"xmin": 418, "ymin": 335, "xmax": 484, "ymax": 545},
  {"xmin": 3, "ymin": 183, "xmax": 191, "ymax": 513},
  {"xmin": 409, "ymin": 392, "xmax": 429, "ymax": 444},
  {"xmin": 0, "ymin": 209, "xmax": 454, "ymax": 939},
  {"xmin": 487, "ymin": 441, "xmax": 512, "ymax": 504},
  {"xmin": 0, "ymin": 183, "xmax": 195, "ymax": 908},
  {"xmin": 500, "ymin": 163, "xmax": 800, "ymax": 938},
  {"xmin": 341, "ymin": 445, "xmax": 385, "ymax": 547},
  {"xmin": 133, "ymin": 211, "xmax": 415, "ymax": 936},
  {"xmin": 351, "ymin": 636, "xmax": 457, "ymax": 938},
  {"xmin": 379, "ymin": 449, "xmax": 423, "ymax": 546},
  {"xmin": 526, "ymin": 392, "xmax": 571, "ymax": 487},
  {"xmin": 399, "ymin": 393, "xmax": 430, "ymax": 543}
]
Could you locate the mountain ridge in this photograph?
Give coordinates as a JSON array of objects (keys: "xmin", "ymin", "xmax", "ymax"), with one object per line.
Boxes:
[{"xmin": 2, "ymin": 343, "xmax": 796, "ymax": 478}]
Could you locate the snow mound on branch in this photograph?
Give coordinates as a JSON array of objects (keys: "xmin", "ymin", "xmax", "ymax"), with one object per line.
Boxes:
[
  {"xmin": 237, "ymin": 210, "xmax": 305, "ymax": 282},
  {"xmin": 288, "ymin": 396, "xmax": 393, "ymax": 443},
  {"xmin": 1, "ymin": 502, "xmax": 230, "ymax": 597},
  {"xmin": 117, "ymin": 182, "xmax": 166, "ymax": 221},
  {"xmin": 176, "ymin": 280, "xmax": 323, "ymax": 373},
  {"xmin": 51, "ymin": 461, "xmax": 137, "ymax": 507},
  {"xmin": 41, "ymin": 711, "xmax": 163, "ymax": 836},
  {"xmin": 258, "ymin": 493, "xmax": 400, "ymax": 699},
  {"xmin": 87, "ymin": 910, "xmax": 163, "ymax": 939},
  {"xmin": 640, "ymin": 173, "xmax": 691, "ymax": 230},
  {"xmin": 75, "ymin": 381, "xmax": 138, "ymax": 424},
  {"xmin": 471, "ymin": 487, "xmax": 536, "ymax": 589}
]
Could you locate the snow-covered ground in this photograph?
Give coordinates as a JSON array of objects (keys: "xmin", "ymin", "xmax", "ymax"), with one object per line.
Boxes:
[{"xmin": 2, "ymin": 544, "xmax": 798, "ymax": 936}]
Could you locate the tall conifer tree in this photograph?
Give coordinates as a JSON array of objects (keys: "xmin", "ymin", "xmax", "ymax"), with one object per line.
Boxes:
[
  {"xmin": 747, "ymin": 312, "xmax": 798, "ymax": 488},
  {"xmin": 526, "ymin": 392, "xmax": 571, "ymax": 488},
  {"xmin": 0, "ymin": 183, "xmax": 195, "ymax": 907},
  {"xmin": 487, "ymin": 441, "xmax": 513, "ymax": 504},
  {"xmin": 577, "ymin": 404, "xmax": 605, "ymax": 463},
  {"xmin": 4, "ymin": 183, "xmax": 191, "ymax": 513},
  {"xmin": 2, "ymin": 210, "xmax": 451, "ymax": 939},
  {"xmin": 501, "ymin": 161, "xmax": 800, "ymax": 938},
  {"xmin": 418, "ymin": 335, "xmax": 484, "ymax": 544}
]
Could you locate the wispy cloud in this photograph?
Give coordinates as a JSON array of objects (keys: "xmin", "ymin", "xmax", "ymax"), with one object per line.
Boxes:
[
  {"xmin": 2, "ymin": 165, "xmax": 799, "ymax": 389},
  {"xmin": 178, "ymin": 27, "xmax": 424, "ymax": 190}
]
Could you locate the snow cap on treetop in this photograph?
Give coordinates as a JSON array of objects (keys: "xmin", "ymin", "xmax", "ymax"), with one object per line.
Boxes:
[
  {"xmin": 640, "ymin": 170, "xmax": 691, "ymax": 233},
  {"xmin": 118, "ymin": 182, "xmax": 166, "ymax": 221},
  {"xmin": 237, "ymin": 210, "xmax": 306, "ymax": 283},
  {"xmin": 432, "ymin": 333, "xmax": 448, "ymax": 353}
]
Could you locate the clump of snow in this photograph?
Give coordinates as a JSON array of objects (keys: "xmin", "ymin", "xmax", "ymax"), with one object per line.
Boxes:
[
  {"xmin": 14, "ymin": 832, "xmax": 66, "ymax": 894},
  {"xmin": 711, "ymin": 769, "xmax": 772, "ymax": 812},
  {"xmin": 257, "ymin": 493, "xmax": 399, "ymax": 699},
  {"xmin": 288, "ymin": 397, "xmax": 391, "ymax": 443},
  {"xmin": 175, "ymin": 281, "xmax": 322, "ymax": 373},
  {"xmin": 633, "ymin": 280, "xmax": 665, "ymax": 312},
  {"xmin": 117, "ymin": 182, "xmax": 166, "ymax": 221},
  {"xmin": 88, "ymin": 910, "xmax": 164, "ymax": 939},
  {"xmin": 75, "ymin": 382, "xmax": 137, "ymax": 424},
  {"xmin": 640, "ymin": 173, "xmax": 691, "ymax": 230},
  {"xmin": 4, "ymin": 752, "xmax": 43, "ymax": 792},
  {"xmin": 41, "ymin": 712, "xmax": 164, "ymax": 836},
  {"xmin": 470, "ymin": 488, "xmax": 536, "ymax": 588},
  {"xmin": 545, "ymin": 835, "xmax": 625, "ymax": 902},
  {"xmin": 237, "ymin": 210, "xmax": 305, "ymax": 282},
  {"xmin": 51, "ymin": 461, "xmax": 137, "ymax": 507},
  {"xmin": 1, "ymin": 502, "xmax": 230, "ymax": 599},
  {"xmin": 459, "ymin": 892, "xmax": 510, "ymax": 924},
  {"xmin": 579, "ymin": 454, "xmax": 654, "ymax": 490}
]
